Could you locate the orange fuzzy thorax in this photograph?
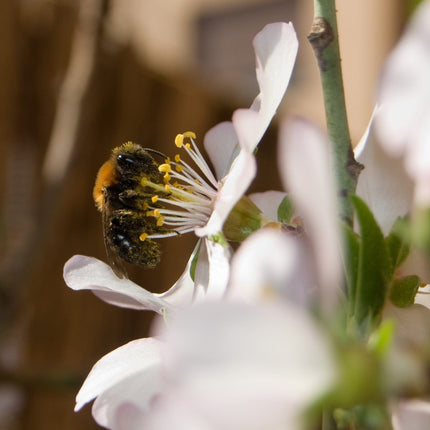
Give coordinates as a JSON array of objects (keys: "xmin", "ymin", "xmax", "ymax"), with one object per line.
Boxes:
[{"xmin": 93, "ymin": 160, "xmax": 118, "ymax": 211}]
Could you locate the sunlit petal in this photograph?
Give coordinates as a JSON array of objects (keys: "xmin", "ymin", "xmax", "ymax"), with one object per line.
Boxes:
[{"xmin": 64, "ymin": 255, "xmax": 170, "ymax": 313}]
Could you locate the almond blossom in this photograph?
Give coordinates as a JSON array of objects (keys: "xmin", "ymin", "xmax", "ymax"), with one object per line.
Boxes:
[{"xmin": 64, "ymin": 21, "xmax": 298, "ymax": 312}]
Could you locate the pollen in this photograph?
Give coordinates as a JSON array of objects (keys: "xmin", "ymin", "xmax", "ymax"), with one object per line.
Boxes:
[
  {"xmin": 174, "ymin": 154, "xmax": 181, "ymax": 162},
  {"xmin": 153, "ymin": 209, "xmax": 161, "ymax": 217},
  {"xmin": 185, "ymin": 143, "xmax": 191, "ymax": 150},
  {"xmin": 139, "ymin": 233, "xmax": 148, "ymax": 242},
  {"xmin": 146, "ymin": 210, "xmax": 154, "ymax": 217},
  {"xmin": 164, "ymin": 157, "xmax": 171, "ymax": 164},
  {"xmin": 175, "ymin": 165, "xmax": 183, "ymax": 172},
  {"xmin": 165, "ymin": 184, "xmax": 171, "ymax": 192},
  {"xmin": 164, "ymin": 172, "xmax": 171, "ymax": 183},
  {"xmin": 156, "ymin": 216, "xmax": 165, "ymax": 227},
  {"xmin": 158, "ymin": 164, "xmax": 171, "ymax": 173},
  {"xmin": 151, "ymin": 195, "xmax": 159, "ymax": 203}
]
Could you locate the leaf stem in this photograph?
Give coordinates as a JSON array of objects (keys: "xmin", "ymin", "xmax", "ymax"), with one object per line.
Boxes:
[{"xmin": 308, "ymin": 0, "xmax": 362, "ymax": 226}]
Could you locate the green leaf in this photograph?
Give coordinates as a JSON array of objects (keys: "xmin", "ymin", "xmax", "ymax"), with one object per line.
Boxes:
[
  {"xmin": 341, "ymin": 222, "xmax": 360, "ymax": 317},
  {"xmin": 189, "ymin": 241, "xmax": 201, "ymax": 282},
  {"xmin": 389, "ymin": 275, "xmax": 420, "ymax": 308},
  {"xmin": 351, "ymin": 196, "xmax": 392, "ymax": 328},
  {"xmin": 277, "ymin": 195, "xmax": 295, "ymax": 224},
  {"xmin": 223, "ymin": 196, "xmax": 262, "ymax": 242},
  {"xmin": 385, "ymin": 216, "xmax": 410, "ymax": 275}
]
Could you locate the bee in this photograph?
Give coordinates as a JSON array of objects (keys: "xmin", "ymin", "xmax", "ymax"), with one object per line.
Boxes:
[{"xmin": 93, "ymin": 142, "xmax": 168, "ymax": 278}]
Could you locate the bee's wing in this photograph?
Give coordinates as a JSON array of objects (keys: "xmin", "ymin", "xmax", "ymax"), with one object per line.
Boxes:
[{"xmin": 102, "ymin": 200, "xmax": 129, "ymax": 279}]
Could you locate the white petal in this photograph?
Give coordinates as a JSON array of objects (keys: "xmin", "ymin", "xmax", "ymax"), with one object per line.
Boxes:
[
  {"xmin": 228, "ymin": 229, "xmax": 315, "ymax": 307},
  {"xmin": 157, "ymin": 241, "xmax": 200, "ymax": 307},
  {"xmin": 75, "ymin": 338, "xmax": 162, "ymax": 413},
  {"xmin": 355, "ymin": 108, "xmax": 414, "ymax": 235},
  {"xmin": 377, "ymin": 2, "xmax": 430, "ymax": 159},
  {"xmin": 392, "ymin": 399, "xmax": 430, "ymax": 430},
  {"xmin": 204, "ymin": 122, "xmax": 239, "ymax": 180},
  {"xmin": 194, "ymin": 238, "xmax": 231, "ymax": 302},
  {"xmin": 279, "ymin": 118, "xmax": 341, "ymax": 309},
  {"xmin": 196, "ymin": 151, "xmax": 256, "ymax": 237},
  {"xmin": 232, "ymin": 22, "xmax": 298, "ymax": 153},
  {"xmin": 156, "ymin": 302, "xmax": 335, "ymax": 430},
  {"xmin": 63, "ymin": 255, "xmax": 170, "ymax": 313},
  {"xmin": 249, "ymin": 190, "xmax": 287, "ymax": 222}
]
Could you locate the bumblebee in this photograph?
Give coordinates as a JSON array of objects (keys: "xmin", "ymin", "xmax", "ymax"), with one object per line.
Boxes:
[{"xmin": 93, "ymin": 142, "xmax": 169, "ymax": 278}]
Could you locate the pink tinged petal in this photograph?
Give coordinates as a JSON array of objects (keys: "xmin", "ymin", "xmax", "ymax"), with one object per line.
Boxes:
[
  {"xmin": 155, "ymin": 302, "xmax": 335, "ymax": 430},
  {"xmin": 75, "ymin": 338, "xmax": 162, "ymax": 414},
  {"xmin": 279, "ymin": 118, "xmax": 341, "ymax": 309},
  {"xmin": 355, "ymin": 109, "xmax": 414, "ymax": 235},
  {"xmin": 249, "ymin": 190, "xmax": 287, "ymax": 222},
  {"xmin": 196, "ymin": 151, "xmax": 257, "ymax": 237},
  {"xmin": 232, "ymin": 22, "xmax": 298, "ymax": 153},
  {"xmin": 392, "ymin": 399, "xmax": 430, "ymax": 430},
  {"xmin": 114, "ymin": 403, "xmax": 146, "ymax": 430},
  {"xmin": 377, "ymin": 2, "xmax": 430, "ymax": 159},
  {"xmin": 228, "ymin": 229, "xmax": 315, "ymax": 307},
  {"xmin": 203, "ymin": 122, "xmax": 239, "ymax": 180},
  {"xmin": 93, "ymin": 367, "xmax": 161, "ymax": 429},
  {"xmin": 194, "ymin": 239, "xmax": 231, "ymax": 302},
  {"xmin": 64, "ymin": 255, "xmax": 170, "ymax": 313}
]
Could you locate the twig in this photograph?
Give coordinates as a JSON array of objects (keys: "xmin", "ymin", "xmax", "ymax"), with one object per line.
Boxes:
[{"xmin": 308, "ymin": 0, "xmax": 363, "ymax": 226}]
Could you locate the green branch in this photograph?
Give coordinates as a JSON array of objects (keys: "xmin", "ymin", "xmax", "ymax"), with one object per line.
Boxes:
[{"xmin": 308, "ymin": 0, "xmax": 362, "ymax": 226}]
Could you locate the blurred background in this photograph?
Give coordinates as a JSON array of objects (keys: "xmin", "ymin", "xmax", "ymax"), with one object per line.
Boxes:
[{"xmin": 0, "ymin": 0, "xmax": 415, "ymax": 428}]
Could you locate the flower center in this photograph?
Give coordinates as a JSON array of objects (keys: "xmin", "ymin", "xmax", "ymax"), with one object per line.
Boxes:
[{"xmin": 140, "ymin": 132, "xmax": 219, "ymax": 241}]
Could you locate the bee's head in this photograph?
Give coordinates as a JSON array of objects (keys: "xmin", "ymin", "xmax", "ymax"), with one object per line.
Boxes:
[{"xmin": 113, "ymin": 142, "xmax": 156, "ymax": 177}]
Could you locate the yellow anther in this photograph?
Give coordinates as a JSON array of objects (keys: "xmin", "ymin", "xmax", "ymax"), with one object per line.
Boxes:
[
  {"xmin": 164, "ymin": 157, "xmax": 171, "ymax": 164},
  {"xmin": 185, "ymin": 143, "xmax": 191, "ymax": 150},
  {"xmin": 140, "ymin": 176, "xmax": 148, "ymax": 186},
  {"xmin": 146, "ymin": 210, "xmax": 154, "ymax": 217},
  {"xmin": 183, "ymin": 131, "xmax": 196, "ymax": 139},
  {"xmin": 175, "ymin": 165, "xmax": 183, "ymax": 172},
  {"xmin": 165, "ymin": 184, "xmax": 171, "ymax": 192},
  {"xmin": 151, "ymin": 195, "xmax": 158, "ymax": 203},
  {"xmin": 158, "ymin": 164, "xmax": 171, "ymax": 173},
  {"xmin": 175, "ymin": 134, "xmax": 184, "ymax": 148},
  {"xmin": 139, "ymin": 233, "xmax": 148, "ymax": 242},
  {"xmin": 156, "ymin": 216, "xmax": 165, "ymax": 227},
  {"xmin": 164, "ymin": 172, "xmax": 171, "ymax": 183},
  {"xmin": 194, "ymin": 179, "xmax": 200, "ymax": 184},
  {"xmin": 174, "ymin": 154, "xmax": 181, "ymax": 162},
  {"xmin": 153, "ymin": 209, "xmax": 160, "ymax": 217},
  {"xmin": 143, "ymin": 202, "xmax": 149, "ymax": 210}
]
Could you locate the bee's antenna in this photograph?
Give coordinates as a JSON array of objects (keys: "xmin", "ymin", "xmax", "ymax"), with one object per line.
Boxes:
[{"xmin": 143, "ymin": 148, "xmax": 168, "ymax": 160}]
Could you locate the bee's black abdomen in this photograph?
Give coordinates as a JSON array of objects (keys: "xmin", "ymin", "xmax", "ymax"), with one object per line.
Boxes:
[{"xmin": 108, "ymin": 210, "xmax": 161, "ymax": 268}]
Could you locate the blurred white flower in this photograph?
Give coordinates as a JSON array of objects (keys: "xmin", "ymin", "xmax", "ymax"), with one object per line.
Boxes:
[
  {"xmin": 392, "ymin": 399, "xmax": 430, "ymax": 430},
  {"xmin": 76, "ymin": 301, "xmax": 336, "ymax": 430},
  {"xmin": 64, "ymin": 21, "xmax": 299, "ymax": 312},
  {"xmin": 355, "ymin": 108, "xmax": 414, "ymax": 236},
  {"xmin": 278, "ymin": 117, "xmax": 342, "ymax": 310},
  {"xmin": 375, "ymin": 1, "xmax": 430, "ymax": 207}
]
